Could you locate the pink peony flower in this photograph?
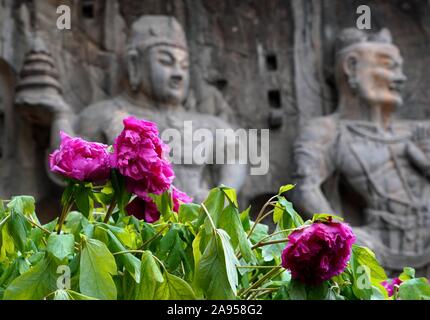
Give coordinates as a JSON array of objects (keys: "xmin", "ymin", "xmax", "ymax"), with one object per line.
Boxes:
[
  {"xmin": 281, "ymin": 221, "xmax": 356, "ymax": 285},
  {"xmin": 112, "ymin": 116, "xmax": 174, "ymax": 195},
  {"xmin": 381, "ymin": 278, "xmax": 403, "ymax": 297},
  {"xmin": 172, "ymin": 186, "xmax": 193, "ymax": 212},
  {"xmin": 126, "ymin": 195, "xmax": 160, "ymax": 223},
  {"xmin": 49, "ymin": 131, "xmax": 111, "ymax": 183}
]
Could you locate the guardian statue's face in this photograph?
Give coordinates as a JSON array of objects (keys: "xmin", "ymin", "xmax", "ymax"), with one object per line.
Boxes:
[
  {"xmin": 353, "ymin": 43, "xmax": 406, "ymax": 109},
  {"xmin": 144, "ymin": 44, "xmax": 189, "ymax": 106}
]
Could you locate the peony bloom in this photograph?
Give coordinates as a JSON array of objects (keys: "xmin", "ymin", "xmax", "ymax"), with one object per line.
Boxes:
[
  {"xmin": 172, "ymin": 186, "xmax": 193, "ymax": 212},
  {"xmin": 381, "ymin": 278, "xmax": 403, "ymax": 297},
  {"xmin": 112, "ymin": 116, "xmax": 174, "ymax": 195},
  {"xmin": 126, "ymin": 195, "xmax": 160, "ymax": 223},
  {"xmin": 281, "ymin": 221, "xmax": 355, "ymax": 285},
  {"xmin": 49, "ymin": 131, "xmax": 111, "ymax": 183}
]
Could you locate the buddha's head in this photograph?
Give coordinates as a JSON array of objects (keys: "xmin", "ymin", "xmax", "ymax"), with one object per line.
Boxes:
[
  {"xmin": 125, "ymin": 16, "xmax": 189, "ymax": 106},
  {"xmin": 335, "ymin": 28, "xmax": 407, "ymax": 110}
]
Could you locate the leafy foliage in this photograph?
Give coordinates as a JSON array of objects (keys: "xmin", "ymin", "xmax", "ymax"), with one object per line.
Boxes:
[{"xmin": 0, "ymin": 183, "xmax": 428, "ymax": 300}]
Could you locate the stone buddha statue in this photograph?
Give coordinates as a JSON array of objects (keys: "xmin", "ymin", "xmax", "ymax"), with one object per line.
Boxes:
[
  {"xmin": 292, "ymin": 28, "xmax": 430, "ymax": 277},
  {"xmin": 32, "ymin": 15, "xmax": 246, "ymax": 203}
]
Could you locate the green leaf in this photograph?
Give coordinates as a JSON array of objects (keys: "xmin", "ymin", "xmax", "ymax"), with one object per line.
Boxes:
[
  {"xmin": 79, "ymin": 238, "xmax": 117, "ymax": 300},
  {"xmin": 3, "ymin": 256, "xmax": 58, "ymax": 300},
  {"xmin": 47, "ymin": 233, "xmax": 75, "ymax": 261},
  {"xmin": 157, "ymin": 225, "xmax": 183, "ymax": 272},
  {"xmin": 398, "ymin": 278, "xmax": 430, "ymax": 300},
  {"xmin": 312, "ymin": 213, "xmax": 344, "ymax": 223},
  {"xmin": 399, "ymin": 267, "xmax": 416, "ymax": 281},
  {"xmin": 220, "ymin": 186, "xmax": 238, "ymax": 208},
  {"xmin": 111, "ymin": 169, "xmax": 131, "ymax": 215},
  {"xmin": 194, "ymin": 228, "xmax": 239, "ymax": 299},
  {"xmin": 7, "ymin": 196, "xmax": 35, "ymax": 217},
  {"xmin": 201, "ymin": 188, "xmax": 225, "ymax": 227},
  {"xmin": 7, "ymin": 209, "xmax": 30, "ymax": 252},
  {"xmin": 278, "ymin": 184, "xmax": 295, "ymax": 195},
  {"xmin": 273, "ymin": 197, "xmax": 303, "ymax": 229},
  {"xmin": 240, "ymin": 206, "xmax": 251, "ymax": 231},
  {"xmin": 218, "ymin": 205, "xmax": 257, "ymax": 264},
  {"xmin": 288, "ymin": 279, "xmax": 307, "ymax": 300},
  {"xmin": 102, "ymin": 228, "xmax": 141, "ymax": 284},
  {"xmin": 155, "ymin": 271, "xmax": 196, "ymax": 300},
  {"xmin": 135, "ymin": 251, "xmax": 164, "ymax": 299},
  {"xmin": 178, "ymin": 203, "xmax": 200, "ymax": 223},
  {"xmin": 149, "ymin": 191, "xmax": 173, "ymax": 221},
  {"xmin": 73, "ymin": 184, "xmax": 93, "ymax": 218},
  {"xmin": 0, "ymin": 226, "xmax": 15, "ymax": 263},
  {"xmin": 52, "ymin": 289, "xmax": 98, "ymax": 300},
  {"xmin": 350, "ymin": 245, "xmax": 387, "ymax": 300}
]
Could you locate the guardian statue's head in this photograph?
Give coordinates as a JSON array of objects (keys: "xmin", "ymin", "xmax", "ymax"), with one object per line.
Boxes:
[
  {"xmin": 125, "ymin": 16, "xmax": 189, "ymax": 106},
  {"xmin": 335, "ymin": 28, "xmax": 407, "ymax": 110}
]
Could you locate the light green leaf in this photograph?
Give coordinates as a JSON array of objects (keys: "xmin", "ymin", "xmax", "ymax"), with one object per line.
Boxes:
[
  {"xmin": 201, "ymin": 188, "xmax": 225, "ymax": 226},
  {"xmin": 155, "ymin": 272, "xmax": 196, "ymax": 300},
  {"xmin": 79, "ymin": 238, "xmax": 117, "ymax": 300},
  {"xmin": 273, "ymin": 197, "xmax": 303, "ymax": 229},
  {"xmin": 178, "ymin": 203, "xmax": 200, "ymax": 223},
  {"xmin": 3, "ymin": 256, "xmax": 58, "ymax": 300},
  {"xmin": 278, "ymin": 184, "xmax": 295, "ymax": 195},
  {"xmin": 103, "ymin": 228, "xmax": 141, "ymax": 284},
  {"xmin": 47, "ymin": 233, "xmax": 75, "ymax": 261},
  {"xmin": 135, "ymin": 251, "xmax": 164, "ymax": 299},
  {"xmin": 218, "ymin": 205, "xmax": 257, "ymax": 264},
  {"xmin": 220, "ymin": 186, "xmax": 238, "ymax": 208},
  {"xmin": 312, "ymin": 213, "xmax": 344, "ymax": 222},
  {"xmin": 53, "ymin": 289, "xmax": 98, "ymax": 300},
  {"xmin": 194, "ymin": 228, "xmax": 239, "ymax": 299},
  {"xmin": 399, "ymin": 267, "xmax": 416, "ymax": 281},
  {"xmin": 7, "ymin": 196, "xmax": 35, "ymax": 217},
  {"xmin": 399, "ymin": 278, "xmax": 430, "ymax": 300}
]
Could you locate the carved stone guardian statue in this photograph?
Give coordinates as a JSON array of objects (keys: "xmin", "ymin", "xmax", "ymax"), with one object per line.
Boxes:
[{"xmin": 292, "ymin": 28, "xmax": 430, "ymax": 277}]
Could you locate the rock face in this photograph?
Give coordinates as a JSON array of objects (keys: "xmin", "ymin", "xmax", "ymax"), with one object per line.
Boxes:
[{"xmin": 1, "ymin": 1, "xmax": 430, "ymax": 268}]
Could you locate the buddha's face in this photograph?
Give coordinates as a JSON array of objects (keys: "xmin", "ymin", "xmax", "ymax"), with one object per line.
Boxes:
[
  {"xmin": 351, "ymin": 43, "xmax": 407, "ymax": 108},
  {"xmin": 144, "ymin": 44, "xmax": 189, "ymax": 105}
]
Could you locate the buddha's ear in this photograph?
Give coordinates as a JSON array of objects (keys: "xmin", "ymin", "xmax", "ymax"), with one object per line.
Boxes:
[
  {"xmin": 343, "ymin": 51, "xmax": 359, "ymax": 80},
  {"xmin": 126, "ymin": 47, "xmax": 142, "ymax": 92},
  {"xmin": 342, "ymin": 51, "xmax": 360, "ymax": 90}
]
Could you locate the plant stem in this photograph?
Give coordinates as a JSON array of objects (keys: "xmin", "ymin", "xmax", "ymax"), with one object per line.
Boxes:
[
  {"xmin": 251, "ymin": 238, "xmax": 289, "ymax": 250},
  {"xmin": 240, "ymin": 266, "xmax": 282, "ymax": 298},
  {"xmin": 139, "ymin": 224, "xmax": 170, "ymax": 249},
  {"xmin": 103, "ymin": 198, "xmax": 117, "ymax": 223},
  {"xmin": 113, "ymin": 249, "xmax": 146, "ymax": 256},
  {"xmin": 247, "ymin": 195, "xmax": 278, "ymax": 239},
  {"xmin": 24, "ymin": 215, "xmax": 51, "ymax": 234},
  {"xmin": 56, "ymin": 201, "xmax": 73, "ymax": 234},
  {"xmin": 201, "ymin": 203, "xmax": 216, "ymax": 232},
  {"xmin": 257, "ymin": 228, "xmax": 297, "ymax": 244},
  {"xmin": 0, "ymin": 214, "xmax": 10, "ymax": 228},
  {"xmin": 236, "ymin": 265, "xmax": 278, "ymax": 269}
]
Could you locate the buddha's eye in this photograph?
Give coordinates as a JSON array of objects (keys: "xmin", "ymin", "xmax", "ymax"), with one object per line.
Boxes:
[
  {"xmin": 158, "ymin": 57, "xmax": 174, "ymax": 66},
  {"xmin": 383, "ymin": 59, "xmax": 397, "ymax": 69}
]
